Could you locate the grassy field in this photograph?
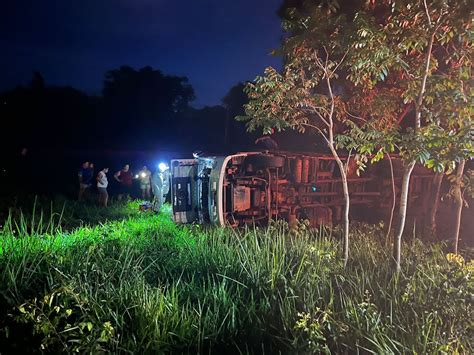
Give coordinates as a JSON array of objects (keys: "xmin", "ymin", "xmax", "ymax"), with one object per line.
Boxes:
[{"xmin": 0, "ymin": 201, "xmax": 472, "ymax": 353}]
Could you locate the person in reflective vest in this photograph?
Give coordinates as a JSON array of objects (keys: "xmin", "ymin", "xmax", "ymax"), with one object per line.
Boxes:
[
  {"xmin": 151, "ymin": 170, "xmax": 163, "ymax": 212},
  {"xmin": 151, "ymin": 163, "xmax": 170, "ymax": 212},
  {"xmin": 160, "ymin": 168, "xmax": 170, "ymax": 201}
]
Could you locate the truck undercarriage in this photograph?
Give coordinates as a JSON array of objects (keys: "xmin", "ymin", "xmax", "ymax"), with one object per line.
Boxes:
[{"xmin": 171, "ymin": 152, "xmax": 433, "ymax": 227}]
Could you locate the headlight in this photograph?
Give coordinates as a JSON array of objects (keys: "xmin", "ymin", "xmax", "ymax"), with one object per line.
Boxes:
[{"xmin": 140, "ymin": 172, "xmax": 146, "ymax": 178}]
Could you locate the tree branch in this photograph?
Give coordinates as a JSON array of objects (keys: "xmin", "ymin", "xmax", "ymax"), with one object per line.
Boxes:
[
  {"xmin": 423, "ymin": 0, "xmax": 432, "ymax": 27},
  {"xmin": 415, "ymin": 30, "xmax": 436, "ymax": 130},
  {"xmin": 397, "ymin": 104, "xmax": 413, "ymax": 124},
  {"xmin": 324, "ymin": 70, "xmax": 335, "ymax": 144},
  {"xmin": 301, "ymin": 123, "xmax": 330, "ymax": 144},
  {"xmin": 312, "ymin": 109, "xmax": 330, "ymax": 128},
  {"xmin": 345, "ymin": 110, "xmax": 367, "ymax": 123},
  {"xmin": 331, "ymin": 49, "xmax": 349, "ymax": 76},
  {"xmin": 297, "ymin": 107, "xmax": 330, "ymax": 127},
  {"xmin": 345, "ymin": 148, "xmax": 353, "ymax": 175}
]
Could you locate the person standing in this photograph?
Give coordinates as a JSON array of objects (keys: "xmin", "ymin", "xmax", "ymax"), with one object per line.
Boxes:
[
  {"xmin": 114, "ymin": 164, "xmax": 133, "ymax": 201},
  {"xmin": 160, "ymin": 165, "xmax": 170, "ymax": 202},
  {"xmin": 151, "ymin": 163, "xmax": 169, "ymax": 212},
  {"xmin": 138, "ymin": 165, "xmax": 152, "ymax": 200},
  {"xmin": 151, "ymin": 168, "xmax": 163, "ymax": 212},
  {"xmin": 96, "ymin": 167, "xmax": 109, "ymax": 207},
  {"xmin": 78, "ymin": 161, "xmax": 91, "ymax": 201}
]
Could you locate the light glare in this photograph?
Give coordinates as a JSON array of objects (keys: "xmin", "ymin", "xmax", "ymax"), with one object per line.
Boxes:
[{"xmin": 158, "ymin": 162, "xmax": 169, "ymax": 172}]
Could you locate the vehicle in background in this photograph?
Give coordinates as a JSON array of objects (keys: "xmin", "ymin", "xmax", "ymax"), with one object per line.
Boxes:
[{"xmin": 170, "ymin": 152, "xmax": 433, "ymax": 227}]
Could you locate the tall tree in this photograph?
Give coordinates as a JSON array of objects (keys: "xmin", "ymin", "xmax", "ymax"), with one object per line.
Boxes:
[
  {"xmin": 242, "ymin": 0, "xmax": 472, "ymax": 270},
  {"xmin": 239, "ymin": 4, "xmax": 354, "ymax": 267},
  {"xmin": 424, "ymin": 61, "xmax": 473, "ymax": 251},
  {"xmin": 347, "ymin": 0, "xmax": 472, "ymax": 268}
]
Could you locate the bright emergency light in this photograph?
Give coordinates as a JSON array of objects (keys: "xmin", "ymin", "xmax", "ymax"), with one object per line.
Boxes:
[{"xmin": 158, "ymin": 162, "xmax": 169, "ymax": 172}]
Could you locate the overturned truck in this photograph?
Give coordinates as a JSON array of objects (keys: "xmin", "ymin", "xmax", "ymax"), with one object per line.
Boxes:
[{"xmin": 171, "ymin": 152, "xmax": 433, "ymax": 227}]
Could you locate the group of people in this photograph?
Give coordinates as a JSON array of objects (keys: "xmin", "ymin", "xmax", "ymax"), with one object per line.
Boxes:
[
  {"xmin": 78, "ymin": 162, "xmax": 111, "ymax": 206},
  {"xmin": 78, "ymin": 162, "xmax": 169, "ymax": 209}
]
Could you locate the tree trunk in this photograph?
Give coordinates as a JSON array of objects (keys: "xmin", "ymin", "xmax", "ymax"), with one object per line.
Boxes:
[
  {"xmin": 340, "ymin": 168, "xmax": 350, "ymax": 267},
  {"xmin": 386, "ymin": 153, "xmax": 396, "ymax": 241},
  {"xmin": 392, "ymin": 8, "xmax": 436, "ymax": 272},
  {"xmin": 394, "ymin": 161, "xmax": 415, "ymax": 273},
  {"xmin": 329, "ymin": 144, "xmax": 350, "ymax": 267},
  {"xmin": 452, "ymin": 160, "xmax": 466, "ymax": 254},
  {"xmin": 428, "ymin": 172, "xmax": 443, "ymax": 237}
]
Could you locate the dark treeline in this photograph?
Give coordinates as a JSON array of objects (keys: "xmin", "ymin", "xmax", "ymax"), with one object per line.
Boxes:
[
  {"xmin": 0, "ymin": 66, "xmax": 258, "ymax": 197},
  {"xmin": 0, "ymin": 67, "xmax": 258, "ymax": 154},
  {"xmin": 0, "ymin": 66, "xmax": 317, "ymax": 197}
]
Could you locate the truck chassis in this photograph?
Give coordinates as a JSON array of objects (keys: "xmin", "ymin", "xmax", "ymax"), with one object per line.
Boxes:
[{"xmin": 171, "ymin": 152, "xmax": 433, "ymax": 227}]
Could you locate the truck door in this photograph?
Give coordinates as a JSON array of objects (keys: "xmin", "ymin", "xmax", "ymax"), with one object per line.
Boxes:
[{"xmin": 171, "ymin": 159, "xmax": 198, "ymax": 224}]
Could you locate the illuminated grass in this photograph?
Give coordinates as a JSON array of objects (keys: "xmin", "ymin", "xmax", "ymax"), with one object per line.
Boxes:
[
  {"xmin": 0, "ymin": 203, "xmax": 194, "ymax": 256},
  {"xmin": 0, "ymin": 203, "xmax": 472, "ymax": 353}
]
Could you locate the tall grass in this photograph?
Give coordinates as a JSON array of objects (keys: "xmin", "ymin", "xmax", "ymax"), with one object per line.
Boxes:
[
  {"xmin": 0, "ymin": 203, "xmax": 472, "ymax": 353},
  {"xmin": 0, "ymin": 196, "xmax": 143, "ymax": 234}
]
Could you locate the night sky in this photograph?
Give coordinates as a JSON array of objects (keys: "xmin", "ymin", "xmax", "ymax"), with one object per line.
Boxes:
[{"xmin": 0, "ymin": 0, "xmax": 283, "ymax": 107}]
